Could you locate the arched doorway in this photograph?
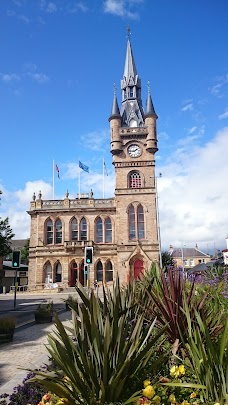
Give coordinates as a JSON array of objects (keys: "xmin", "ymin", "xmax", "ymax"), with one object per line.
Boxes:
[
  {"xmin": 55, "ymin": 262, "xmax": 62, "ymax": 282},
  {"xmin": 79, "ymin": 260, "xmax": 85, "ymax": 286},
  {"xmin": 43, "ymin": 262, "xmax": 52, "ymax": 284},
  {"xmin": 69, "ymin": 262, "xmax": 77, "ymax": 287},
  {"xmin": 133, "ymin": 259, "xmax": 144, "ymax": 279}
]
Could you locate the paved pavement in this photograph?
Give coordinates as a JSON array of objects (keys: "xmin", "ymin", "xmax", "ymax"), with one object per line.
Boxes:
[
  {"xmin": 0, "ymin": 304, "xmax": 72, "ymax": 398},
  {"xmin": 0, "ymin": 287, "xmax": 104, "ymax": 399}
]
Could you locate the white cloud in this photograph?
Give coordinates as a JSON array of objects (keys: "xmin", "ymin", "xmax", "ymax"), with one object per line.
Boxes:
[
  {"xmin": 158, "ymin": 131, "xmax": 169, "ymax": 141},
  {"xmin": 178, "ymin": 134, "xmax": 200, "ymax": 147},
  {"xmin": 18, "ymin": 14, "xmax": 30, "ymax": 23},
  {"xmin": 218, "ymin": 108, "xmax": 228, "ymax": 120},
  {"xmin": 2, "ymin": 128, "xmax": 228, "ymax": 253},
  {"xmin": 103, "ymin": 0, "xmax": 142, "ymax": 18},
  {"xmin": 158, "ymin": 126, "xmax": 228, "ymax": 251},
  {"xmin": 46, "ymin": 2, "xmax": 57, "ymax": 13},
  {"xmin": 80, "ymin": 129, "xmax": 109, "ymax": 151},
  {"xmin": 0, "ymin": 73, "xmax": 20, "ymax": 83},
  {"xmin": 0, "ymin": 181, "xmax": 53, "ymax": 239},
  {"xmin": 187, "ymin": 126, "xmax": 197, "ymax": 134},
  {"xmin": 209, "ymin": 73, "xmax": 228, "ymax": 97},
  {"xmin": 181, "ymin": 103, "xmax": 193, "ymax": 112},
  {"xmin": 0, "ymin": 67, "xmax": 49, "ymax": 86},
  {"xmin": 27, "ymin": 72, "xmax": 49, "ymax": 83},
  {"xmin": 68, "ymin": 2, "xmax": 88, "ymax": 13},
  {"xmin": 40, "ymin": 1, "xmax": 57, "ymax": 13}
]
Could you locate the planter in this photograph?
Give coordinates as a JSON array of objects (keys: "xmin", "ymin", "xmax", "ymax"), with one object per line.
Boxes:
[
  {"xmin": 34, "ymin": 313, "xmax": 53, "ymax": 324},
  {"xmin": 0, "ymin": 331, "xmax": 14, "ymax": 344}
]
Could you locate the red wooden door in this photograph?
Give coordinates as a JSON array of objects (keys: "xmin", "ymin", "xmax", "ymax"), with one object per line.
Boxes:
[
  {"xmin": 79, "ymin": 261, "xmax": 85, "ymax": 286},
  {"xmin": 70, "ymin": 263, "xmax": 77, "ymax": 287},
  {"xmin": 133, "ymin": 259, "xmax": 144, "ymax": 279}
]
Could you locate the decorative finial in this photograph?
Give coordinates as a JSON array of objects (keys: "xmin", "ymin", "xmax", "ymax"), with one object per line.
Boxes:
[
  {"xmin": 113, "ymin": 82, "xmax": 116, "ymax": 96},
  {"xmin": 127, "ymin": 26, "xmax": 131, "ymax": 40},
  {"xmin": 65, "ymin": 190, "xmax": 69, "ymax": 198},
  {"xmin": 147, "ymin": 80, "xmax": 151, "ymax": 94},
  {"xmin": 32, "ymin": 192, "xmax": 36, "ymax": 201},
  {"xmin": 38, "ymin": 190, "xmax": 42, "ymax": 199},
  {"xmin": 90, "ymin": 189, "xmax": 94, "ymax": 198}
]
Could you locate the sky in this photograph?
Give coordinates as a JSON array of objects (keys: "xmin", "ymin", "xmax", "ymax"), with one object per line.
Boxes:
[{"xmin": 0, "ymin": 0, "xmax": 228, "ymax": 254}]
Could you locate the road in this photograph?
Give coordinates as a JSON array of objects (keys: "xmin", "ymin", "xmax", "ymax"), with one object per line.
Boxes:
[{"xmin": 0, "ymin": 290, "xmax": 76, "ymax": 326}]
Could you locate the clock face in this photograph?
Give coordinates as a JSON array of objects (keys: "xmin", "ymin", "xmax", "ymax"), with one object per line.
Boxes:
[{"xmin": 128, "ymin": 144, "xmax": 141, "ymax": 158}]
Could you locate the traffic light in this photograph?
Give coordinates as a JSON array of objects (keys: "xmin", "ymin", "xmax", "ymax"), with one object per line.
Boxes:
[
  {"xmin": 85, "ymin": 247, "xmax": 93, "ymax": 264},
  {"xmin": 12, "ymin": 250, "xmax": 21, "ymax": 268},
  {"xmin": 84, "ymin": 264, "xmax": 89, "ymax": 274}
]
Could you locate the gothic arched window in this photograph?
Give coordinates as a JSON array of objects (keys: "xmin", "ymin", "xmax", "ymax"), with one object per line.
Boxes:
[
  {"xmin": 55, "ymin": 219, "xmax": 62, "ymax": 244},
  {"xmin": 128, "ymin": 204, "xmax": 145, "ymax": 240},
  {"xmin": 137, "ymin": 204, "xmax": 145, "ymax": 239},
  {"xmin": 96, "ymin": 260, "xmax": 103, "ymax": 282},
  {"xmin": 46, "ymin": 219, "xmax": 53, "ymax": 245},
  {"xmin": 95, "ymin": 217, "xmax": 103, "ymax": 243},
  {"xmin": 71, "ymin": 218, "xmax": 78, "ymax": 241},
  {"xmin": 80, "ymin": 217, "xmax": 87, "ymax": 240},
  {"xmin": 105, "ymin": 217, "xmax": 112, "ymax": 243},
  {"xmin": 128, "ymin": 204, "xmax": 136, "ymax": 240},
  {"xmin": 129, "ymin": 171, "xmax": 142, "ymax": 188},
  {"xmin": 44, "ymin": 262, "xmax": 52, "ymax": 284},
  {"xmin": 105, "ymin": 260, "xmax": 113, "ymax": 282},
  {"xmin": 55, "ymin": 262, "xmax": 62, "ymax": 282}
]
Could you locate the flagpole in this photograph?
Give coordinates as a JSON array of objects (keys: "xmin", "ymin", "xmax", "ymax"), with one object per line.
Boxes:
[
  {"xmin": 78, "ymin": 169, "xmax": 80, "ymax": 199},
  {"xmin": 52, "ymin": 159, "xmax": 55, "ymax": 199},
  {"xmin": 102, "ymin": 157, "xmax": 105, "ymax": 199}
]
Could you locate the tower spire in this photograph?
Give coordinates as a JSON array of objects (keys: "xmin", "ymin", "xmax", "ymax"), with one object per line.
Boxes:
[
  {"xmin": 109, "ymin": 83, "xmax": 120, "ymax": 121},
  {"xmin": 145, "ymin": 81, "xmax": 157, "ymax": 118},
  {"xmin": 120, "ymin": 37, "xmax": 144, "ymax": 127},
  {"xmin": 123, "ymin": 37, "xmax": 138, "ymax": 84}
]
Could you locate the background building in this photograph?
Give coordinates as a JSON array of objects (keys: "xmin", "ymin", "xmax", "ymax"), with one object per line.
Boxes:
[
  {"xmin": 169, "ymin": 245, "xmax": 211, "ymax": 270},
  {"xmin": 27, "ymin": 39, "xmax": 160, "ymax": 289}
]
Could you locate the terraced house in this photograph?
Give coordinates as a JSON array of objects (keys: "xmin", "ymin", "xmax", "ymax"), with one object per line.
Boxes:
[{"xmin": 28, "ymin": 39, "xmax": 160, "ymax": 289}]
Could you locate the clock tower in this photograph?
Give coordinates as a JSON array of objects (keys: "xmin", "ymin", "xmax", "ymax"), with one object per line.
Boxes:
[{"xmin": 109, "ymin": 38, "xmax": 160, "ymax": 281}]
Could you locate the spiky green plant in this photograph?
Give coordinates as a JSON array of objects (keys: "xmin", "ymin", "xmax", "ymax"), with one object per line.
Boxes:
[
  {"xmin": 181, "ymin": 310, "xmax": 228, "ymax": 404},
  {"xmin": 30, "ymin": 278, "xmax": 166, "ymax": 405},
  {"xmin": 141, "ymin": 266, "xmax": 224, "ymax": 357}
]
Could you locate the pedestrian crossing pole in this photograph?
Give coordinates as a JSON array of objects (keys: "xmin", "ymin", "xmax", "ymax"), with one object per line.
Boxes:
[{"xmin": 12, "ymin": 251, "xmax": 21, "ymax": 308}]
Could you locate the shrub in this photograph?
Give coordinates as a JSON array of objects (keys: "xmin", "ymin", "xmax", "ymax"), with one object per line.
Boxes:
[
  {"xmin": 0, "ymin": 316, "xmax": 16, "ymax": 333},
  {"xmin": 34, "ymin": 301, "xmax": 53, "ymax": 316},
  {"xmin": 30, "ymin": 277, "xmax": 166, "ymax": 405}
]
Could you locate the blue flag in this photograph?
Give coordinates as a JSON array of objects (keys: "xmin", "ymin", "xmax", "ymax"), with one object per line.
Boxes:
[{"xmin": 79, "ymin": 161, "xmax": 89, "ymax": 173}]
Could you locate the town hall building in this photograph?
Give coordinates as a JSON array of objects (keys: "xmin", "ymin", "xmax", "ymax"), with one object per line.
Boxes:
[{"xmin": 27, "ymin": 39, "xmax": 160, "ymax": 289}]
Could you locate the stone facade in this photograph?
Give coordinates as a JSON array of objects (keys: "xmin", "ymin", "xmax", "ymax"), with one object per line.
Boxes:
[{"xmin": 27, "ymin": 39, "xmax": 160, "ymax": 289}]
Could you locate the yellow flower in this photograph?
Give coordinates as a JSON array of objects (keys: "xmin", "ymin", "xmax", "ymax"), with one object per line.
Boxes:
[
  {"xmin": 152, "ymin": 395, "xmax": 161, "ymax": 404},
  {"xmin": 170, "ymin": 365, "xmax": 179, "ymax": 378},
  {"xmin": 63, "ymin": 376, "xmax": 71, "ymax": 382},
  {"xmin": 142, "ymin": 385, "xmax": 155, "ymax": 399},
  {"xmin": 178, "ymin": 365, "xmax": 185, "ymax": 375},
  {"xmin": 56, "ymin": 399, "xmax": 69, "ymax": 405},
  {"xmin": 143, "ymin": 379, "xmax": 151, "ymax": 388},
  {"xmin": 190, "ymin": 392, "xmax": 197, "ymax": 399},
  {"xmin": 213, "ymin": 403, "xmax": 220, "ymax": 405},
  {"xmin": 169, "ymin": 394, "xmax": 176, "ymax": 403},
  {"xmin": 181, "ymin": 401, "xmax": 190, "ymax": 405},
  {"xmin": 170, "ymin": 364, "xmax": 185, "ymax": 378}
]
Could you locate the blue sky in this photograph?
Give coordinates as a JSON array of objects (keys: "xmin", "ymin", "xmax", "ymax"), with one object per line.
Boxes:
[{"xmin": 0, "ymin": 0, "xmax": 228, "ymax": 253}]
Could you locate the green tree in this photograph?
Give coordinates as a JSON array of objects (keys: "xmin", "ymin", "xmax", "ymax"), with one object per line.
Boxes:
[
  {"xmin": 161, "ymin": 251, "xmax": 175, "ymax": 270},
  {"xmin": 21, "ymin": 238, "xmax": 30, "ymax": 264},
  {"xmin": 0, "ymin": 217, "xmax": 15, "ymax": 257}
]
